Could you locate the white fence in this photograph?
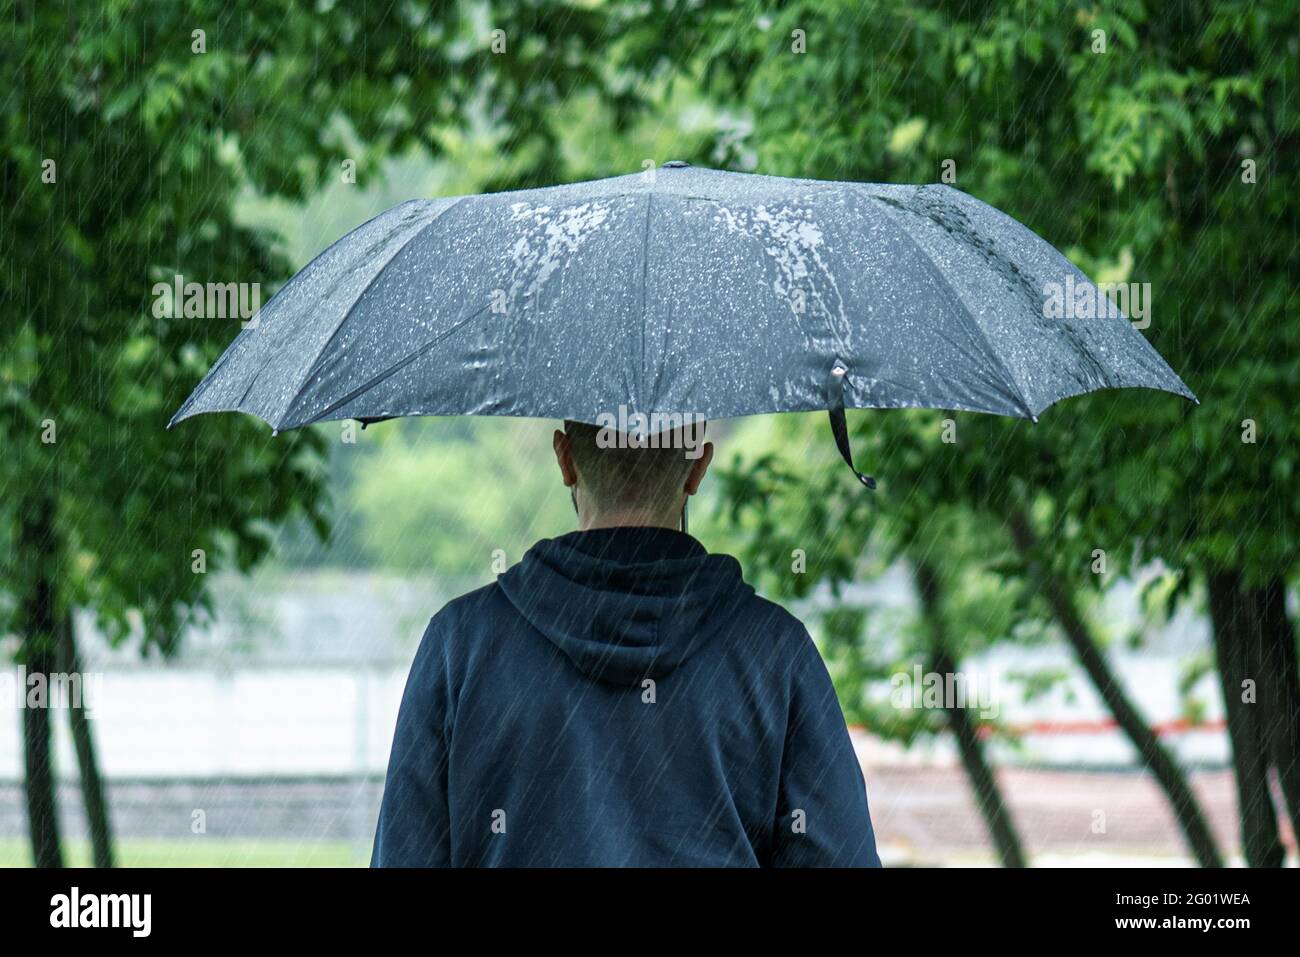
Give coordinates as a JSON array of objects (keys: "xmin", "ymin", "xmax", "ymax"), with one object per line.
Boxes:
[
  {"xmin": 0, "ymin": 650, "xmax": 1229, "ymax": 783},
  {"xmin": 0, "ymin": 568, "xmax": 1231, "ymax": 782}
]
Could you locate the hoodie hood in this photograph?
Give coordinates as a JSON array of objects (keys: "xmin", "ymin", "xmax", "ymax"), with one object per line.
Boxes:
[{"xmin": 497, "ymin": 526, "xmax": 753, "ymax": 685}]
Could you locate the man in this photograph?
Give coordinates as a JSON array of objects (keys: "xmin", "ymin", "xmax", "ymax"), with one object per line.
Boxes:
[{"xmin": 371, "ymin": 419, "xmax": 880, "ymax": 867}]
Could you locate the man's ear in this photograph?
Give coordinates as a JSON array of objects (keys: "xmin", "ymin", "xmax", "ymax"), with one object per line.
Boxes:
[
  {"xmin": 683, "ymin": 441, "xmax": 714, "ymax": 496},
  {"xmin": 553, "ymin": 429, "xmax": 578, "ymax": 487}
]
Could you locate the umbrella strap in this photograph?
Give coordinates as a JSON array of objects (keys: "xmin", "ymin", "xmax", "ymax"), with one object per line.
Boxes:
[{"xmin": 827, "ymin": 359, "xmax": 877, "ymax": 490}]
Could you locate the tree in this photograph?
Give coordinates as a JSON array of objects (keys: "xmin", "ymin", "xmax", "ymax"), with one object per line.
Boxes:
[
  {"xmin": 719, "ymin": 454, "xmax": 1038, "ymax": 865},
  {"xmin": 675, "ymin": 0, "xmax": 1296, "ymax": 864},
  {"xmin": 0, "ymin": 0, "xmax": 629, "ymax": 866},
  {"xmin": 914, "ymin": 558, "xmax": 1027, "ymax": 868}
]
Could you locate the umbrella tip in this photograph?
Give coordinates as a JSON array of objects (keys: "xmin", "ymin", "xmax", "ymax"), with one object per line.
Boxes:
[{"xmin": 663, "ymin": 160, "xmax": 689, "ymax": 169}]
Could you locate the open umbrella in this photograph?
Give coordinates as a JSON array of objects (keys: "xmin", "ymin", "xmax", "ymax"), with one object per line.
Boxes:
[{"xmin": 170, "ymin": 162, "xmax": 1195, "ymax": 489}]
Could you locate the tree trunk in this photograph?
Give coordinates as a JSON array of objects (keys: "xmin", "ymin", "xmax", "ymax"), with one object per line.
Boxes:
[
  {"xmin": 22, "ymin": 651, "xmax": 62, "ymax": 868},
  {"xmin": 913, "ymin": 560, "xmax": 1027, "ymax": 867},
  {"xmin": 1009, "ymin": 510, "xmax": 1224, "ymax": 868},
  {"xmin": 18, "ymin": 498, "xmax": 64, "ymax": 868},
  {"xmin": 1207, "ymin": 571, "xmax": 1287, "ymax": 866},
  {"xmin": 58, "ymin": 612, "xmax": 115, "ymax": 868},
  {"xmin": 1258, "ymin": 576, "xmax": 1300, "ymax": 852}
]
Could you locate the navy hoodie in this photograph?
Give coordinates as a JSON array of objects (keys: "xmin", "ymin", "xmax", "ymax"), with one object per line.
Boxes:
[{"xmin": 371, "ymin": 525, "xmax": 880, "ymax": 867}]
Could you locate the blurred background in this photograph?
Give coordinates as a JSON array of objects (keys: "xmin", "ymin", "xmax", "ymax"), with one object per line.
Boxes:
[{"xmin": 1, "ymin": 1, "xmax": 1296, "ymax": 867}]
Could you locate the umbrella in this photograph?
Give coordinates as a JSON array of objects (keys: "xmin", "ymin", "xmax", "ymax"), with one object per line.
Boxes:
[{"xmin": 170, "ymin": 162, "xmax": 1195, "ymax": 490}]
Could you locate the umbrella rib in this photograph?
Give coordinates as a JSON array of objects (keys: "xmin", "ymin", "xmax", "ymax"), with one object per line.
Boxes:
[
  {"xmin": 232, "ymin": 202, "xmax": 438, "ymax": 414},
  {"xmin": 168, "ymin": 200, "xmax": 435, "ymax": 428},
  {"xmin": 296, "ymin": 304, "xmax": 491, "ymax": 427},
  {"xmin": 853, "ymin": 185, "xmax": 1037, "ymax": 420},
  {"xmin": 638, "ymin": 191, "xmax": 653, "ymax": 407},
  {"xmin": 275, "ymin": 195, "xmax": 471, "ymax": 428},
  {"xmin": 672, "ymin": 183, "xmax": 841, "ymax": 207}
]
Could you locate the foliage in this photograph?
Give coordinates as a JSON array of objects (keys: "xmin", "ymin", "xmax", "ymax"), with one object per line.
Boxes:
[
  {"xmin": 0, "ymin": 0, "xmax": 640, "ymax": 649},
  {"xmin": 685, "ymin": 0, "xmax": 1298, "ymax": 593}
]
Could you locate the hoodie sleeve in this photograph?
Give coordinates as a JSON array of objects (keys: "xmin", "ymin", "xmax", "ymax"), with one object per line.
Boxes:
[
  {"xmin": 371, "ymin": 618, "xmax": 453, "ymax": 867},
  {"xmin": 770, "ymin": 632, "xmax": 882, "ymax": 867}
]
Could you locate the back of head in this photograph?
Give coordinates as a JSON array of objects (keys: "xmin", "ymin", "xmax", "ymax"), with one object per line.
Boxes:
[
  {"xmin": 563, "ymin": 419, "xmax": 704, "ymax": 517},
  {"xmin": 499, "ymin": 417, "xmax": 733, "ymax": 683}
]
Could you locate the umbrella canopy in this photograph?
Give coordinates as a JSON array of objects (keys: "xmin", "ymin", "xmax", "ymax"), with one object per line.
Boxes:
[{"xmin": 170, "ymin": 162, "xmax": 1195, "ymax": 486}]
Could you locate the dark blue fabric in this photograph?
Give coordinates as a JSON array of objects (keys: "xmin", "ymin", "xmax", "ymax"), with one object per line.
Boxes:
[{"xmin": 371, "ymin": 525, "xmax": 880, "ymax": 867}]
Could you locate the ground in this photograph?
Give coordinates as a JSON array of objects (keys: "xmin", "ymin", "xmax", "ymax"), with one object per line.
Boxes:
[{"xmin": 4, "ymin": 765, "xmax": 1291, "ymax": 867}]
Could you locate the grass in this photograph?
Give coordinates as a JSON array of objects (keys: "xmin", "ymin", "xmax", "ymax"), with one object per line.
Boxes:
[{"xmin": 0, "ymin": 838, "xmax": 360, "ymax": 868}]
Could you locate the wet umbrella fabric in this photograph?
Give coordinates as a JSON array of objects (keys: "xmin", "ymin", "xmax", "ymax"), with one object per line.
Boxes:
[{"xmin": 169, "ymin": 162, "xmax": 1195, "ymax": 485}]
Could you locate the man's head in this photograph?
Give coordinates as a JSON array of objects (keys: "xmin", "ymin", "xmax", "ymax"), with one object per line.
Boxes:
[{"xmin": 553, "ymin": 419, "xmax": 714, "ymax": 530}]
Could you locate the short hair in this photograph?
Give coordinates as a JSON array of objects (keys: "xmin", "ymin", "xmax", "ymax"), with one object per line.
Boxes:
[{"xmin": 563, "ymin": 419, "xmax": 704, "ymax": 514}]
